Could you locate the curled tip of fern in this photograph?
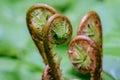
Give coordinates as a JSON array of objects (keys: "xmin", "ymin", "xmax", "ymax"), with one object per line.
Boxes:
[
  {"xmin": 77, "ymin": 11, "xmax": 102, "ymax": 48},
  {"xmin": 68, "ymin": 11, "xmax": 102, "ymax": 80},
  {"xmin": 43, "ymin": 14, "xmax": 72, "ymax": 45},
  {"xmin": 26, "ymin": 4, "xmax": 57, "ymax": 40},
  {"xmin": 68, "ymin": 35, "xmax": 98, "ymax": 74}
]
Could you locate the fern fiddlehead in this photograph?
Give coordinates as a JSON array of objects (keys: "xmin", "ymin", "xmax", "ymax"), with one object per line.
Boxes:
[
  {"xmin": 26, "ymin": 4, "xmax": 57, "ymax": 64},
  {"xmin": 26, "ymin": 4, "xmax": 102, "ymax": 80},
  {"xmin": 77, "ymin": 11, "xmax": 102, "ymax": 52},
  {"xmin": 42, "ymin": 14, "xmax": 72, "ymax": 80},
  {"xmin": 68, "ymin": 11, "xmax": 102, "ymax": 80},
  {"xmin": 26, "ymin": 4, "xmax": 72, "ymax": 80}
]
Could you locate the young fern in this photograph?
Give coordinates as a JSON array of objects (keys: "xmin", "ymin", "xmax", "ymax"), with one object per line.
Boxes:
[
  {"xmin": 42, "ymin": 14, "xmax": 72, "ymax": 80},
  {"xmin": 26, "ymin": 4, "xmax": 102, "ymax": 80},
  {"xmin": 77, "ymin": 11, "xmax": 102, "ymax": 52},
  {"xmin": 43, "ymin": 14, "xmax": 72, "ymax": 45},
  {"xmin": 26, "ymin": 4, "xmax": 57, "ymax": 64},
  {"xmin": 68, "ymin": 11, "xmax": 102, "ymax": 80},
  {"xmin": 26, "ymin": 4, "xmax": 72, "ymax": 80}
]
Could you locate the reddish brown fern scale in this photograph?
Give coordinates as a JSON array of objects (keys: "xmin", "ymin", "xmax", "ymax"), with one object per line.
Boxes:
[
  {"xmin": 26, "ymin": 3, "xmax": 102, "ymax": 80},
  {"xmin": 26, "ymin": 4, "xmax": 72, "ymax": 80},
  {"xmin": 68, "ymin": 11, "xmax": 102, "ymax": 80}
]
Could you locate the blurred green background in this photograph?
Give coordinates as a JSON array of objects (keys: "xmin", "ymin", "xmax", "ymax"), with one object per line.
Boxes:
[{"xmin": 0, "ymin": 0, "xmax": 120, "ymax": 80}]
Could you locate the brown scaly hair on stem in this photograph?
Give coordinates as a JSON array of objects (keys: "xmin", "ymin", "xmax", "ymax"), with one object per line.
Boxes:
[
  {"xmin": 26, "ymin": 4, "xmax": 72, "ymax": 80},
  {"xmin": 42, "ymin": 14, "xmax": 72, "ymax": 80},
  {"xmin": 68, "ymin": 11, "xmax": 102, "ymax": 80},
  {"xmin": 26, "ymin": 4, "xmax": 57, "ymax": 65}
]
